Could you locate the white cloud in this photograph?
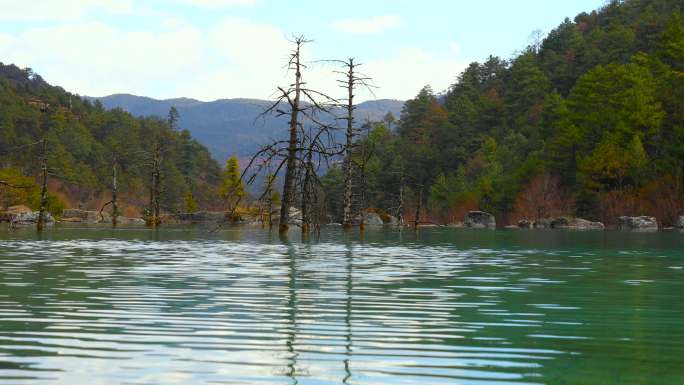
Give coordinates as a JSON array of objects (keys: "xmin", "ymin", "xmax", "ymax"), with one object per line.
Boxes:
[
  {"xmin": 0, "ymin": 15, "xmax": 464, "ymax": 102},
  {"xmin": 333, "ymin": 14, "xmax": 402, "ymax": 35},
  {"xmin": 449, "ymin": 42, "xmax": 461, "ymax": 56},
  {"xmin": 176, "ymin": 0, "xmax": 258, "ymax": 7},
  {"xmin": 0, "ymin": 22, "xmax": 204, "ymax": 96},
  {"xmin": 357, "ymin": 47, "xmax": 468, "ymax": 100},
  {"xmin": 0, "ymin": 0, "xmax": 132, "ymax": 21}
]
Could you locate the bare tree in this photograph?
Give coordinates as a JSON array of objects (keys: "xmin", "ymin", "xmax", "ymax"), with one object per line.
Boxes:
[
  {"xmin": 334, "ymin": 59, "xmax": 375, "ymax": 230},
  {"xmin": 150, "ymin": 141, "xmax": 162, "ymax": 227},
  {"xmin": 36, "ymin": 137, "xmax": 49, "ymax": 232},
  {"xmin": 99, "ymin": 156, "xmax": 119, "ymax": 227},
  {"xmin": 242, "ymin": 35, "xmax": 338, "ymax": 236}
]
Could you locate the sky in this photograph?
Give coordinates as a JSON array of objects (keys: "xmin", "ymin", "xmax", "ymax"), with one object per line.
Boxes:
[{"xmin": 0, "ymin": 0, "xmax": 607, "ymax": 102}]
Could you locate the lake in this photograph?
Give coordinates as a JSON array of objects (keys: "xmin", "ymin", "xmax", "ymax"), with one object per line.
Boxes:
[{"xmin": 0, "ymin": 226, "xmax": 683, "ymax": 385}]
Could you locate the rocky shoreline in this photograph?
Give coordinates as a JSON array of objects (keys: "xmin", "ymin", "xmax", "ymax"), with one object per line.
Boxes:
[{"xmin": 2, "ymin": 206, "xmax": 683, "ymax": 232}]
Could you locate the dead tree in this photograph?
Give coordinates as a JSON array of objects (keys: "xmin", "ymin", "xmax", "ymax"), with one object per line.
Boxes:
[
  {"xmin": 262, "ymin": 173, "xmax": 276, "ymax": 229},
  {"xmin": 246, "ymin": 35, "xmax": 338, "ymax": 236},
  {"xmin": 146, "ymin": 140, "xmax": 162, "ymax": 228},
  {"xmin": 354, "ymin": 120, "xmax": 376, "ymax": 231},
  {"xmin": 299, "ymin": 124, "xmax": 336, "ymax": 238},
  {"xmin": 324, "ymin": 58, "xmax": 375, "ymax": 230},
  {"xmin": 278, "ymin": 37, "xmax": 307, "ymax": 234},
  {"xmin": 98, "ymin": 156, "xmax": 119, "ymax": 227},
  {"xmin": 397, "ymin": 176, "xmax": 405, "ymax": 228},
  {"xmin": 36, "ymin": 137, "xmax": 49, "ymax": 232},
  {"xmin": 413, "ymin": 185, "xmax": 423, "ymax": 231}
]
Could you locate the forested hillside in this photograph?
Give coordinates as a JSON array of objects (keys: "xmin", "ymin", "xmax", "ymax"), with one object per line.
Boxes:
[
  {"xmin": 0, "ymin": 64, "xmax": 222, "ymax": 216},
  {"xmin": 324, "ymin": 0, "xmax": 684, "ymax": 226}
]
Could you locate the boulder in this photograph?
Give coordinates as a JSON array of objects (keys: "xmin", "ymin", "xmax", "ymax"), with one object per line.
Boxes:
[
  {"xmin": 418, "ymin": 224, "xmax": 440, "ymax": 228},
  {"xmin": 355, "ymin": 212, "xmax": 384, "ymax": 226},
  {"xmin": 0, "ymin": 205, "xmax": 32, "ymax": 222},
  {"xmin": 385, "ymin": 214, "xmax": 400, "ymax": 226},
  {"xmin": 448, "ymin": 222, "xmax": 465, "ymax": 228},
  {"xmin": 558, "ymin": 218, "xmax": 605, "ymax": 230},
  {"xmin": 518, "ymin": 219, "xmax": 533, "ymax": 229},
  {"xmin": 618, "ymin": 216, "xmax": 659, "ymax": 231},
  {"xmin": 678, "ymin": 216, "xmax": 684, "ymax": 229},
  {"xmin": 532, "ymin": 217, "xmax": 604, "ymax": 230},
  {"xmin": 533, "ymin": 218, "xmax": 552, "ymax": 229},
  {"xmin": 62, "ymin": 209, "xmax": 109, "ymax": 223},
  {"xmin": 550, "ymin": 217, "xmax": 570, "ymax": 228},
  {"xmin": 463, "ymin": 211, "xmax": 496, "ymax": 229},
  {"xmin": 116, "ymin": 216, "xmax": 146, "ymax": 225},
  {"xmin": 12, "ymin": 211, "xmax": 54, "ymax": 226}
]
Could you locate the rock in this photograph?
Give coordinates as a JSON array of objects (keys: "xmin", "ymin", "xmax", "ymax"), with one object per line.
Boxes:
[
  {"xmin": 532, "ymin": 217, "xmax": 604, "ymax": 230},
  {"xmin": 1, "ymin": 205, "xmax": 33, "ymax": 222},
  {"xmin": 365, "ymin": 212, "xmax": 384, "ymax": 226},
  {"xmin": 12, "ymin": 211, "xmax": 54, "ymax": 225},
  {"xmin": 116, "ymin": 216, "xmax": 146, "ymax": 225},
  {"xmin": 418, "ymin": 224, "xmax": 440, "ymax": 228},
  {"xmin": 550, "ymin": 217, "xmax": 570, "ymax": 228},
  {"xmin": 518, "ymin": 219, "xmax": 533, "ymax": 229},
  {"xmin": 463, "ymin": 211, "xmax": 496, "ymax": 229},
  {"xmin": 355, "ymin": 212, "xmax": 384, "ymax": 226},
  {"xmin": 62, "ymin": 209, "xmax": 110, "ymax": 223},
  {"xmin": 385, "ymin": 214, "xmax": 399, "ymax": 226},
  {"xmin": 60, "ymin": 217, "xmax": 83, "ymax": 222},
  {"xmin": 558, "ymin": 218, "xmax": 605, "ymax": 230},
  {"xmin": 447, "ymin": 222, "xmax": 465, "ymax": 228},
  {"xmin": 533, "ymin": 218, "xmax": 552, "ymax": 229},
  {"xmin": 505, "ymin": 225, "xmax": 520, "ymax": 229},
  {"xmin": 678, "ymin": 216, "xmax": 684, "ymax": 229},
  {"xmin": 618, "ymin": 216, "xmax": 659, "ymax": 231}
]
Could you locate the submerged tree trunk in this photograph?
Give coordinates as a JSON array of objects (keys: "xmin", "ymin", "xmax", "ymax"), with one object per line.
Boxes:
[
  {"xmin": 398, "ymin": 181, "xmax": 405, "ymax": 228},
  {"xmin": 37, "ymin": 138, "xmax": 48, "ymax": 232},
  {"xmin": 413, "ymin": 186, "xmax": 423, "ymax": 231},
  {"xmin": 342, "ymin": 59, "xmax": 356, "ymax": 230},
  {"xmin": 302, "ymin": 159, "xmax": 313, "ymax": 237},
  {"xmin": 279, "ymin": 40, "xmax": 304, "ymax": 235},
  {"xmin": 111, "ymin": 161, "xmax": 118, "ymax": 227},
  {"xmin": 149, "ymin": 142, "xmax": 162, "ymax": 228}
]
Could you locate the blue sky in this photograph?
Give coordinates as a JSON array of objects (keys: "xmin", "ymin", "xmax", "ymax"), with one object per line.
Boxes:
[{"xmin": 0, "ymin": 0, "xmax": 606, "ymax": 101}]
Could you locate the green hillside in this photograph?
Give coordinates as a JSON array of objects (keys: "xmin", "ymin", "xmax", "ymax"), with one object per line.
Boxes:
[
  {"xmin": 0, "ymin": 64, "xmax": 222, "ymax": 216},
  {"xmin": 324, "ymin": 0, "xmax": 684, "ymax": 226}
]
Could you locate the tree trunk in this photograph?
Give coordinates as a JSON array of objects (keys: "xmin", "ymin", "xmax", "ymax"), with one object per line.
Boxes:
[
  {"xmin": 279, "ymin": 42, "xmax": 303, "ymax": 235},
  {"xmin": 154, "ymin": 144, "xmax": 161, "ymax": 226},
  {"xmin": 413, "ymin": 186, "xmax": 423, "ymax": 231},
  {"xmin": 37, "ymin": 138, "xmax": 48, "ymax": 232},
  {"xmin": 149, "ymin": 142, "xmax": 161, "ymax": 228},
  {"xmin": 301, "ymin": 156, "xmax": 314, "ymax": 238},
  {"xmin": 112, "ymin": 161, "xmax": 118, "ymax": 227},
  {"xmin": 398, "ymin": 181, "xmax": 404, "ymax": 228},
  {"xmin": 342, "ymin": 60, "xmax": 355, "ymax": 230}
]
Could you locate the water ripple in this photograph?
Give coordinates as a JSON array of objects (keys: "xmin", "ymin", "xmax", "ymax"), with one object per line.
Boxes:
[{"xmin": 0, "ymin": 228, "xmax": 683, "ymax": 384}]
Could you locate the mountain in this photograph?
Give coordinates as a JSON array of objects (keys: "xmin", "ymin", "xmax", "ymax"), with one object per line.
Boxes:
[{"xmin": 88, "ymin": 94, "xmax": 405, "ymax": 162}]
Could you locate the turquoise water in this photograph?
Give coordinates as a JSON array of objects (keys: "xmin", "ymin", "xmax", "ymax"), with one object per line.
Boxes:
[{"xmin": 0, "ymin": 226, "xmax": 683, "ymax": 384}]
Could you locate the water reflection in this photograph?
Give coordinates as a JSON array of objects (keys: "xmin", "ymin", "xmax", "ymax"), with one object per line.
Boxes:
[{"xmin": 0, "ymin": 226, "xmax": 682, "ymax": 384}]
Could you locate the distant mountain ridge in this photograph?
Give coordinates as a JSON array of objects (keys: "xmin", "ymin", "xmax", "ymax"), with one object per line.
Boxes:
[{"xmin": 88, "ymin": 94, "xmax": 404, "ymax": 162}]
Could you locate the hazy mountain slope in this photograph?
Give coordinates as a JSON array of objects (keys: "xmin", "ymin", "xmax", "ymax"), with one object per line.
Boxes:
[{"xmin": 90, "ymin": 94, "xmax": 404, "ymax": 162}]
